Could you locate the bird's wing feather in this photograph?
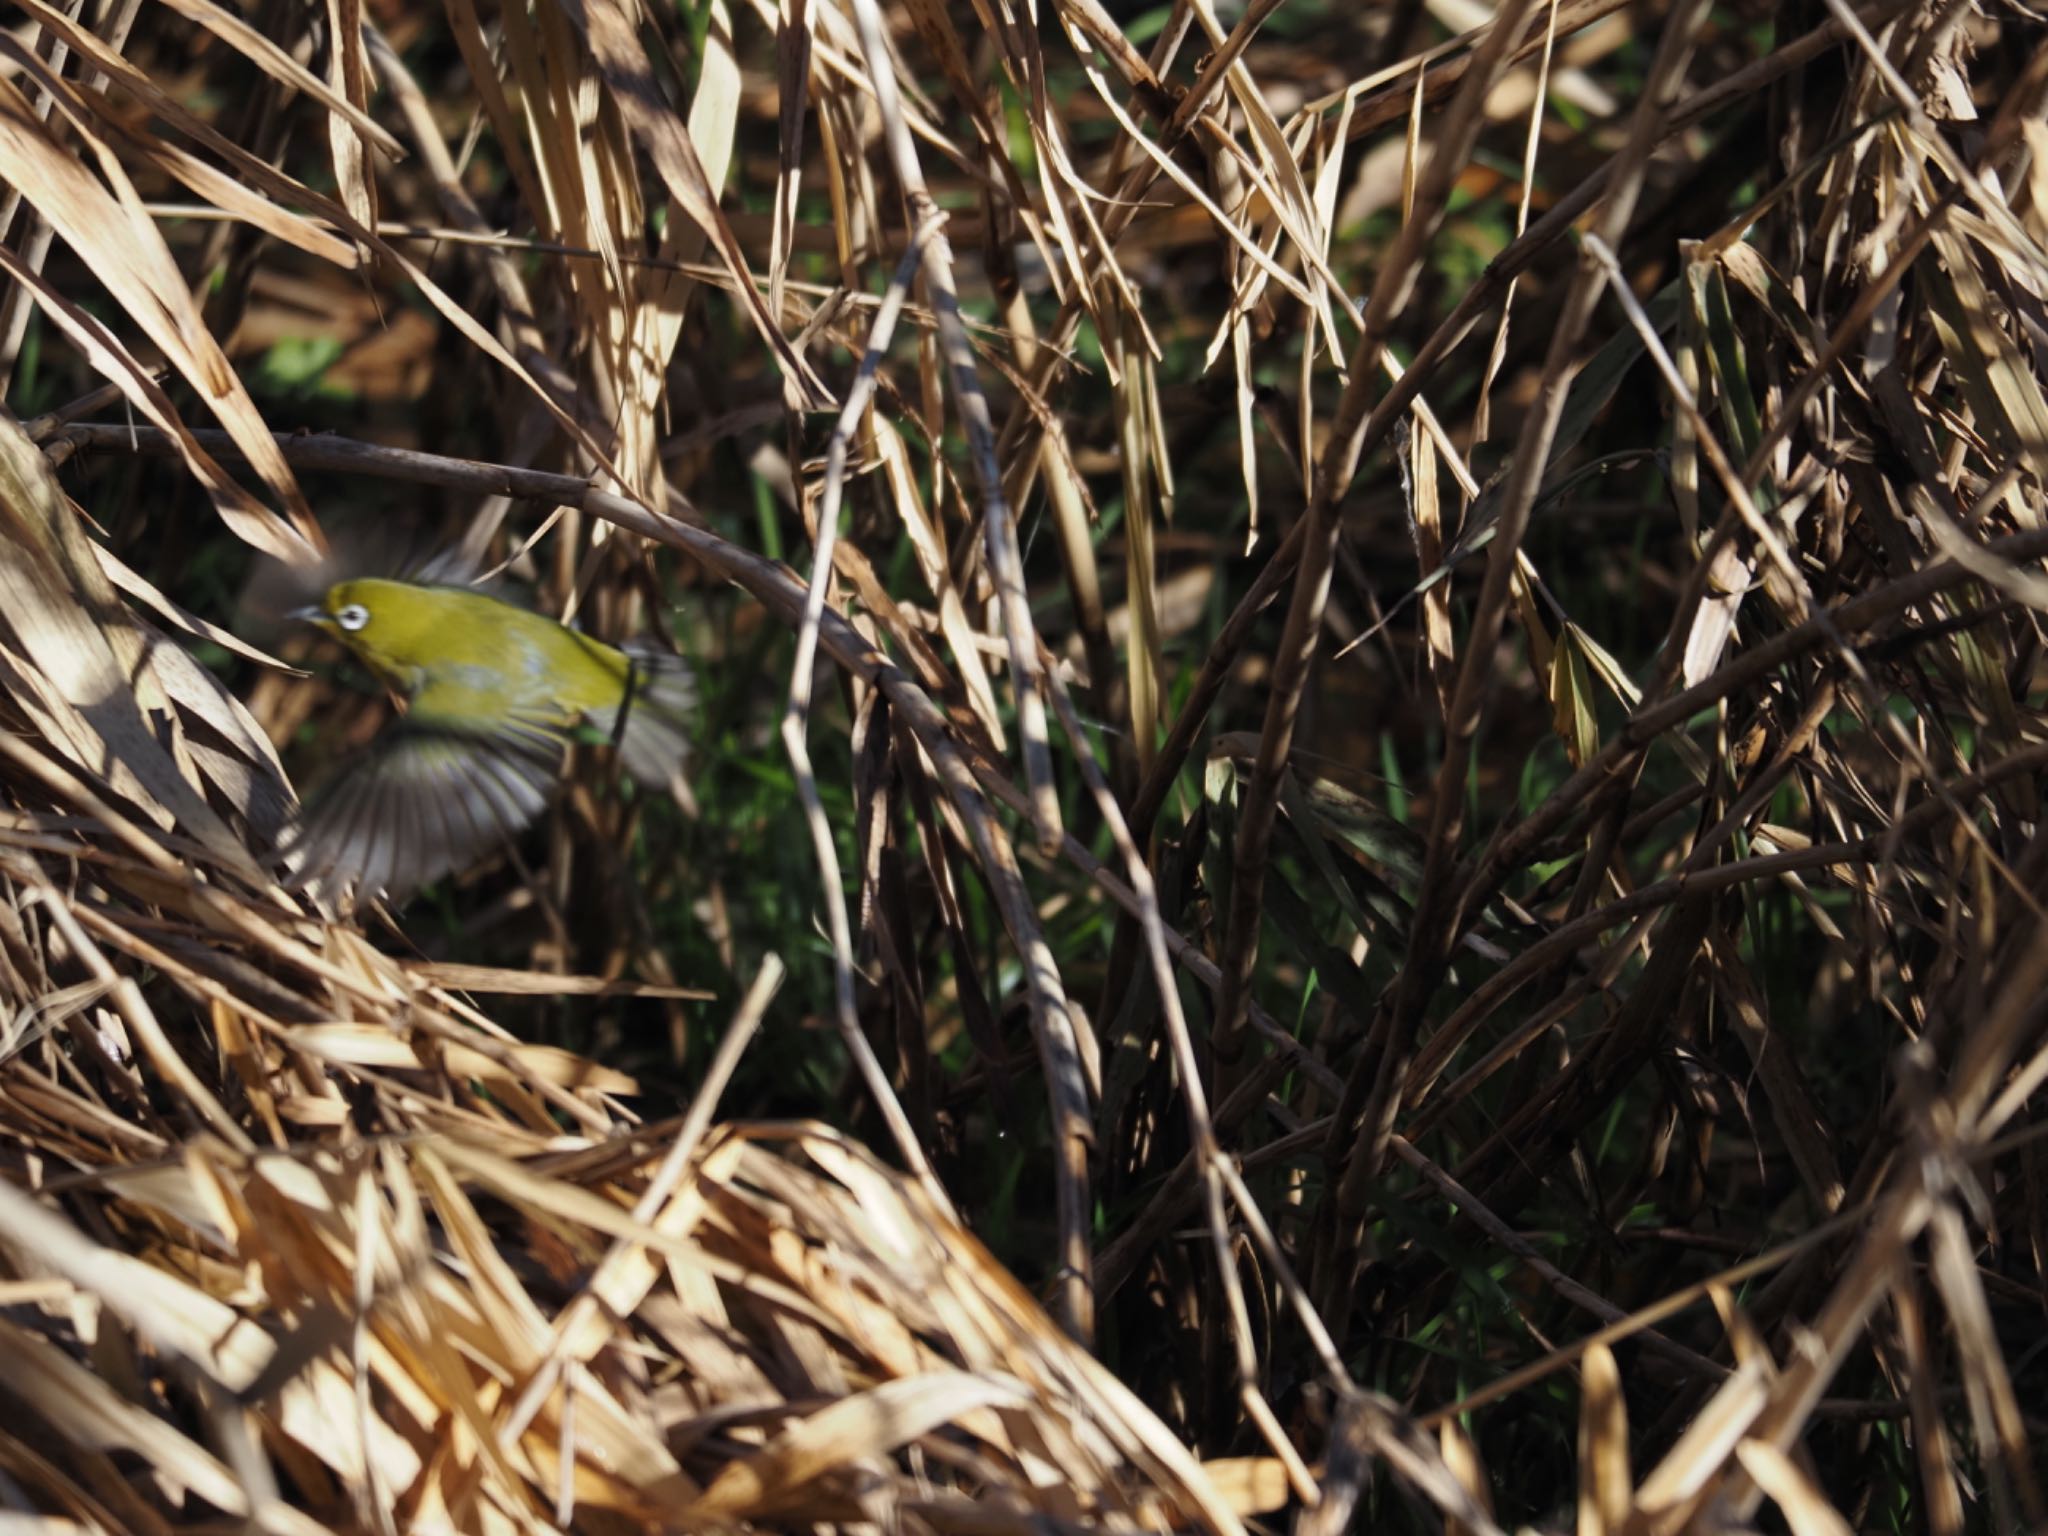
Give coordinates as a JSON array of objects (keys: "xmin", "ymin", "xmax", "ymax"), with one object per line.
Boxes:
[{"xmin": 281, "ymin": 721, "xmax": 561, "ymax": 904}]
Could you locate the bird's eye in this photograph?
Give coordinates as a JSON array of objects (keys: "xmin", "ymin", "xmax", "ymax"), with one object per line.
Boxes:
[{"xmin": 336, "ymin": 603, "xmax": 370, "ymax": 632}]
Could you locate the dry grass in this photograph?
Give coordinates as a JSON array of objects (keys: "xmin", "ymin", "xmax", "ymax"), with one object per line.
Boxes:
[{"xmin": 2, "ymin": 0, "xmax": 2047, "ymax": 1529}]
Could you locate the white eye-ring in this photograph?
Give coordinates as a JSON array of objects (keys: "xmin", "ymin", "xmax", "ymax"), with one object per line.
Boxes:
[{"xmin": 336, "ymin": 602, "xmax": 370, "ymax": 632}]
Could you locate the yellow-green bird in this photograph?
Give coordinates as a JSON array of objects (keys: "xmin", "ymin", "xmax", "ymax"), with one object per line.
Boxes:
[{"xmin": 281, "ymin": 578, "xmax": 693, "ymax": 904}]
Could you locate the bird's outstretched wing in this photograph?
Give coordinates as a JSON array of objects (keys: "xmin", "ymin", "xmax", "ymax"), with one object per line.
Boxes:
[{"xmin": 280, "ymin": 721, "xmax": 562, "ymax": 905}]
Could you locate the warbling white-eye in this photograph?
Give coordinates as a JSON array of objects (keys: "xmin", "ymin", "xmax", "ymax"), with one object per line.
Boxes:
[{"xmin": 281, "ymin": 578, "xmax": 693, "ymax": 903}]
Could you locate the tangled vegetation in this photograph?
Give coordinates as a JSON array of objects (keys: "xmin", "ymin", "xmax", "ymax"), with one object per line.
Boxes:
[{"xmin": 0, "ymin": 0, "xmax": 2045, "ymax": 1529}]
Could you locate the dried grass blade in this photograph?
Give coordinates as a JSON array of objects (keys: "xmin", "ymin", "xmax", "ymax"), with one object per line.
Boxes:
[
  {"xmin": 1116, "ymin": 326, "xmax": 1166, "ymax": 771},
  {"xmin": 1732, "ymin": 1441, "xmax": 1854, "ymax": 1536},
  {"xmin": 84, "ymin": 100, "xmax": 359, "ymax": 266},
  {"xmin": 289, "ymin": 1024, "xmax": 640, "ymax": 1093},
  {"xmin": 1056, "ymin": 38, "xmax": 1317, "ymax": 311},
  {"xmin": 1407, "ymin": 422, "xmax": 1455, "ymax": 714},
  {"xmin": 1925, "ymin": 1197, "xmax": 2047, "ymax": 1522},
  {"xmin": 321, "ymin": 0, "xmax": 378, "ymax": 242},
  {"xmin": 769, "ymin": 0, "xmax": 812, "ymax": 323},
  {"xmin": 842, "ymin": 0, "xmax": 1062, "ymax": 852},
  {"xmin": 0, "ymin": 247, "xmax": 307, "ymax": 570},
  {"xmin": 896, "ymin": 0, "xmax": 1068, "ymax": 304},
  {"xmin": 877, "ymin": 416, "xmax": 1009, "ymax": 745},
  {"xmin": 0, "ymin": 1175, "xmax": 273, "ymax": 1390},
  {"xmin": 0, "ymin": 418, "xmax": 268, "ymax": 873},
  {"xmin": 149, "ymin": 0, "xmax": 401, "ymax": 156},
  {"xmin": 690, "ymin": 1373, "xmax": 1036, "ymax": 1517},
  {"xmin": 0, "ymin": 68, "xmax": 321, "ymax": 562},
  {"xmin": 1919, "ymin": 224, "xmax": 2048, "ymax": 493},
  {"xmin": 2, "ymin": 4, "xmax": 601, "ymax": 493},
  {"xmin": 0, "ymin": 1318, "xmax": 257, "ymax": 1518},
  {"xmin": 441, "ymin": 0, "xmax": 550, "ymax": 221},
  {"xmin": 410, "ymin": 962, "xmax": 711, "ymax": 999},
  {"xmin": 1576, "ymin": 1343, "xmax": 1629, "ymax": 1536},
  {"xmin": 561, "ymin": 0, "xmax": 831, "ymax": 410}
]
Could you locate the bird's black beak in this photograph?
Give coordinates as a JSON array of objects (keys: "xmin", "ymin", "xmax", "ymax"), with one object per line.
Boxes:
[{"xmin": 287, "ymin": 604, "xmax": 330, "ymax": 625}]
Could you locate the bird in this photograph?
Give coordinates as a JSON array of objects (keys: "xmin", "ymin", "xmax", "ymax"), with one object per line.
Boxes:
[{"xmin": 278, "ymin": 577, "xmax": 694, "ymax": 905}]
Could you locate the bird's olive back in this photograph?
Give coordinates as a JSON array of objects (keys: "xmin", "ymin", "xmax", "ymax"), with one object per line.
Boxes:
[{"xmin": 319, "ymin": 579, "xmax": 632, "ymax": 711}]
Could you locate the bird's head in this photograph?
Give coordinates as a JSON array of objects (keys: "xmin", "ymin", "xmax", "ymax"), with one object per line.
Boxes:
[{"xmin": 292, "ymin": 578, "xmax": 447, "ymax": 685}]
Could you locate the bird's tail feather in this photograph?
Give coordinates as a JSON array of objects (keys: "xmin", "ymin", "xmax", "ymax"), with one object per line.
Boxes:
[{"xmin": 612, "ymin": 643, "xmax": 696, "ymax": 791}]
